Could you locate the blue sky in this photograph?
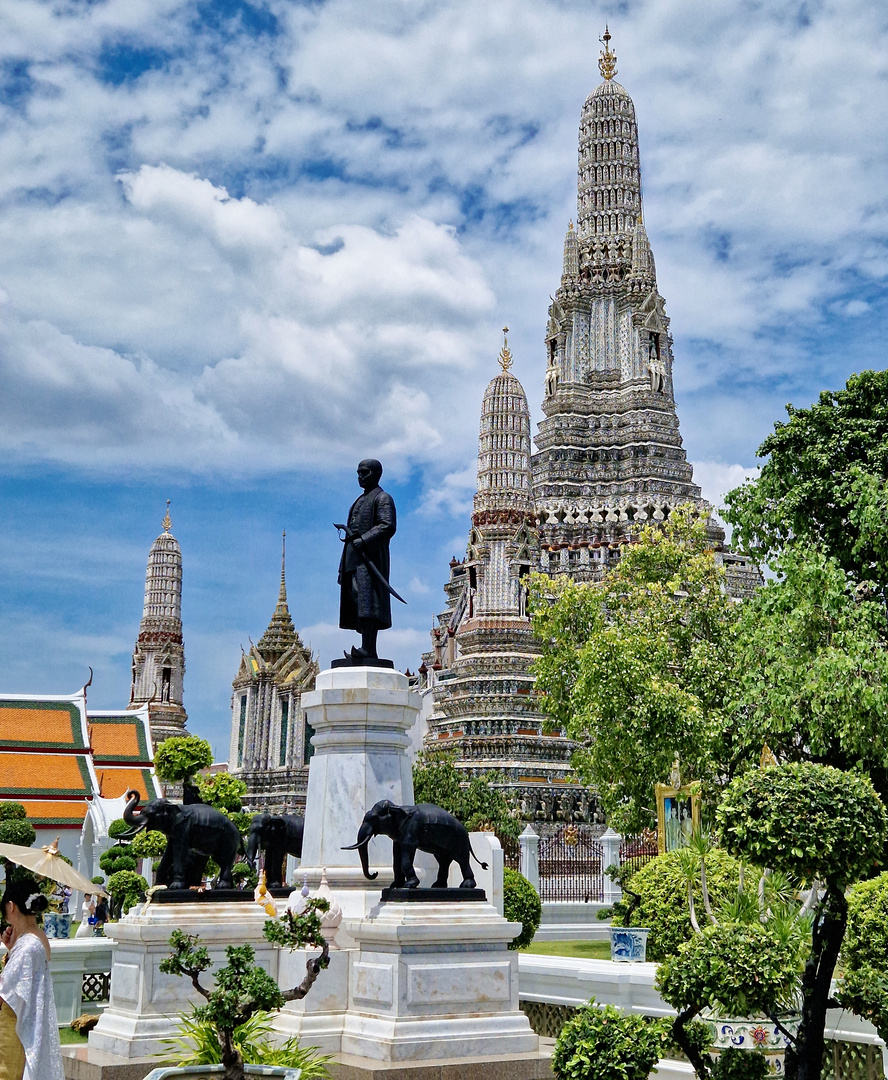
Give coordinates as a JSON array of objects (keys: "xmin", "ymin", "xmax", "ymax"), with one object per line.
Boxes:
[{"xmin": 1, "ymin": 0, "xmax": 887, "ymax": 759}]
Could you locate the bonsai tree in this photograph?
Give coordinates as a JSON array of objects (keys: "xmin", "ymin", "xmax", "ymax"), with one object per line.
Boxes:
[
  {"xmin": 837, "ymin": 871, "xmax": 888, "ymax": 1042},
  {"xmin": 160, "ymin": 898, "xmax": 330, "ymax": 1080},
  {"xmin": 106, "ymin": 869, "xmax": 148, "ymax": 917},
  {"xmin": 657, "ymin": 763, "xmax": 887, "ymax": 1080},
  {"xmin": 196, "ymin": 772, "xmax": 247, "ymax": 813}
]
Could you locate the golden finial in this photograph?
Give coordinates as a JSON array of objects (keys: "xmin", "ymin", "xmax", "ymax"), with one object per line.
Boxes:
[
  {"xmin": 568, "ymin": 219, "xmax": 574, "ymax": 231},
  {"xmin": 498, "ymin": 326, "xmax": 513, "ymax": 372},
  {"xmin": 598, "ymin": 25, "xmax": 617, "ymax": 81},
  {"xmin": 162, "ymin": 499, "xmax": 172, "ymax": 532},
  {"xmin": 760, "ymin": 743, "xmax": 777, "ymax": 769}
]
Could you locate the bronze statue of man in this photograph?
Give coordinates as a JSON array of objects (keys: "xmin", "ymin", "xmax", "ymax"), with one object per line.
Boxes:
[{"xmin": 336, "ymin": 459, "xmax": 399, "ymax": 663}]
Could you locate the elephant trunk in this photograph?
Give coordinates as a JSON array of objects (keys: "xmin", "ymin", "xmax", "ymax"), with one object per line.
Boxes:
[
  {"xmin": 121, "ymin": 789, "xmax": 148, "ymax": 834},
  {"xmin": 341, "ymin": 821, "xmax": 378, "ymax": 881},
  {"xmin": 245, "ymin": 829, "xmax": 260, "ymax": 868}
]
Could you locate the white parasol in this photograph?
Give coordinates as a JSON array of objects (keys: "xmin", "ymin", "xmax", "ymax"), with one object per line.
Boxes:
[{"xmin": 0, "ymin": 838, "xmax": 108, "ymax": 898}]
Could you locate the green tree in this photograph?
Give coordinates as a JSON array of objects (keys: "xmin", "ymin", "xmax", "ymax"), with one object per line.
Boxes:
[
  {"xmin": 197, "ymin": 772, "xmax": 247, "ymax": 813},
  {"xmin": 0, "ymin": 800, "xmax": 36, "ymax": 852},
  {"xmin": 731, "ymin": 543, "xmax": 888, "ymax": 806},
  {"xmin": 724, "ymin": 370, "xmax": 888, "ymax": 588},
  {"xmin": 411, "ymin": 754, "xmax": 520, "ymax": 844},
  {"xmin": 528, "ymin": 506, "xmax": 740, "ymax": 832},
  {"xmin": 155, "ymin": 736, "xmax": 214, "ymax": 784}
]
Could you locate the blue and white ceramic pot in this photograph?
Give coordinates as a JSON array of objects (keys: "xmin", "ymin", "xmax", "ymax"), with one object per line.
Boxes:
[
  {"xmin": 609, "ymin": 926, "xmax": 650, "ymax": 962},
  {"xmin": 705, "ymin": 1013, "xmax": 800, "ymax": 1076}
]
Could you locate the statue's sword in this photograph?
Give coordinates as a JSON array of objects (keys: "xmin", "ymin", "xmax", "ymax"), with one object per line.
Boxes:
[{"xmin": 334, "ymin": 524, "xmax": 407, "ymax": 604}]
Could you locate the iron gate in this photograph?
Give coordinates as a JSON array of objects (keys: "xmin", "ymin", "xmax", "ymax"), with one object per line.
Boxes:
[{"xmin": 538, "ymin": 825, "xmax": 604, "ymax": 902}]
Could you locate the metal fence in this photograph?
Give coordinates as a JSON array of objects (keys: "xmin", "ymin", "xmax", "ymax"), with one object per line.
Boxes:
[
  {"xmin": 502, "ymin": 836, "xmax": 520, "ymax": 872},
  {"xmin": 538, "ymin": 825, "xmax": 604, "ymax": 902},
  {"xmin": 619, "ymin": 830, "xmax": 659, "ymax": 875}
]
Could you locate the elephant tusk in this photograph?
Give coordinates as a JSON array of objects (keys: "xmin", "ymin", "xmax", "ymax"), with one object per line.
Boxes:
[{"xmin": 341, "ymin": 841, "xmax": 368, "ymax": 851}]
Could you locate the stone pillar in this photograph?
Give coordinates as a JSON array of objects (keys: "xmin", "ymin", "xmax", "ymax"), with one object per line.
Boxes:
[
  {"xmin": 519, "ymin": 824, "xmax": 540, "ymax": 893},
  {"xmin": 298, "ymin": 667, "xmax": 418, "ymax": 922},
  {"xmin": 600, "ymin": 826, "xmax": 622, "ymax": 903}
]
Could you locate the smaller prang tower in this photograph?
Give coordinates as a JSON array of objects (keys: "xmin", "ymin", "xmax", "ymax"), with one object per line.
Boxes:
[
  {"xmin": 229, "ymin": 534, "xmax": 319, "ymax": 814},
  {"xmin": 423, "ymin": 333, "xmax": 596, "ymax": 822},
  {"xmin": 129, "ymin": 502, "xmax": 188, "ymax": 745}
]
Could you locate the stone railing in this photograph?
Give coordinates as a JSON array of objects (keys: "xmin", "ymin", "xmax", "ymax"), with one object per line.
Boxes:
[{"xmin": 48, "ymin": 937, "xmax": 114, "ymax": 1025}]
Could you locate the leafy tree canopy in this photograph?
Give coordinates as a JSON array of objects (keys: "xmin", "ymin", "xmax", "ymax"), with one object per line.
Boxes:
[
  {"xmin": 155, "ymin": 735, "xmax": 214, "ymax": 783},
  {"xmin": 528, "ymin": 506, "xmax": 739, "ymax": 832},
  {"xmin": 727, "ymin": 543, "xmax": 888, "ymax": 814},
  {"xmin": 412, "ymin": 753, "xmax": 520, "ymax": 842},
  {"xmin": 197, "ymin": 772, "xmax": 247, "ymax": 813},
  {"xmin": 724, "ymin": 370, "xmax": 888, "ymax": 587}
]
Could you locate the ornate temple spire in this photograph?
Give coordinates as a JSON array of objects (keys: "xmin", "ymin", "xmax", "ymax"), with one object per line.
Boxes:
[
  {"xmin": 257, "ymin": 532, "xmax": 298, "ymax": 663},
  {"xmin": 598, "ymin": 25, "xmax": 617, "ymax": 81},
  {"xmin": 562, "ymin": 221, "xmax": 579, "ymax": 279},
  {"xmin": 129, "ymin": 501, "xmax": 187, "ymax": 743},
  {"xmin": 473, "ymin": 330, "xmax": 534, "ymax": 522},
  {"xmin": 576, "ymin": 28, "xmax": 641, "ymax": 242}
]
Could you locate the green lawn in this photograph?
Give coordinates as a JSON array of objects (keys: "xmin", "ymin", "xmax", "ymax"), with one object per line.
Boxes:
[
  {"xmin": 521, "ymin": 939, "xmax": 612, "ymax": 960},
  {"xmin": 59, "ymin": 1028, "xmax": 90, "ymax": 1045}
]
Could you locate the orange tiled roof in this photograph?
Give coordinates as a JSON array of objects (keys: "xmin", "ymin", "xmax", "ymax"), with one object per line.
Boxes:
[
  {"xmin": 0, "ymin": 753, "xmax": 92, "ymax": 797},
  {"xmin": 88, "ymin": 716, "xmax": 150, "ymax": 763},
  {"xmin": 97, "ymin": 767, "xmax": 157, "ymax": 801},
  {"xmin": 0, "ymin": 701, "xmax": 87, "ymax": 750},
  {"xmin": 18, "ymin": 800, "xmax": 88, "ymax": 826}
]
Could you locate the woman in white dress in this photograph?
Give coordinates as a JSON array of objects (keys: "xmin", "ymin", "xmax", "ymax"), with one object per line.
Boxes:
[
  {"xmin": 74, "ymin": 893, "xmax": 95, "ymax": 938},
  {"xmin": 0, "ymin": 878, "xmax": 65, "ymax": 1080}
]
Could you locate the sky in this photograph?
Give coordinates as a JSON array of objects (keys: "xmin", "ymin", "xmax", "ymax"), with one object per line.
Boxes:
[{"xmin": 1, "ymin": 0, "xmax": 886, "ymax": 761}]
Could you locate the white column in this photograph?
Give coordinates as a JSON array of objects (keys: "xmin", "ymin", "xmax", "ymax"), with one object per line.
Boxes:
[
  {"xmin": 600, "ymin": 826, "xmax": 622, "ymax": 903},
  {"xmin": 299, "ymin": 667, "xmax": 419, "ymax": 922},
  {"xmin": 519, "ymin": 824, "xmax": 540, "ymax": 893}
]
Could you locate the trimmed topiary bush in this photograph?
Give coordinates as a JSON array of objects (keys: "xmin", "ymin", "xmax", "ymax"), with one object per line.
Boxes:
[
  {"xmin": 108, "ymin": 818, "xmax": 131, "ymax": 839},
  {"xmin": 711, "ymin": 1048, "xmax": 769, "ymax": 1080},
  {"xmin": 610, "ymin": 849, "xmax": 741, "ymax": 961},
  {"xmin": 154, "ymin": 735, "xmax": 213, "ymax": 784},
  {"xmin": 838, "ymin": 871, "xmax": 888, "ymax": 1042},
  {"xmin": 107, "ymin": 870, "xmax": 148, "ymax": 916},
  {"xmin": 553, "ymin": 1000, "xmax": 671, "ymax": 1080},
  {"xmin": 130, "ymin": 830, "xmax": 167, "ymax": 859},
  {"xmin": 503, "ymin": 867, "xmax": 542, "ymax": 950}
]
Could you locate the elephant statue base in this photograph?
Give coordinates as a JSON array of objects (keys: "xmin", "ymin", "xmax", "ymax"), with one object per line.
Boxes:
[{"xmin": 381, "ymin": 886, "xmax": 486, "ymax": 903}]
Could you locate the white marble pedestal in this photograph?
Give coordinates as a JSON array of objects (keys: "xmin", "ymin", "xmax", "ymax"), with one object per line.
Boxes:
[
  {"xmin": 337, "ymin": 900, "xmax": 538, "ymax": 1062},
  {"xmin": 88, "ymin": 901, "xmax": 283, "ymax": 1059},
  {"xmin": 298, "ymin": 667, "xmax": 419, "ymax": 925}
]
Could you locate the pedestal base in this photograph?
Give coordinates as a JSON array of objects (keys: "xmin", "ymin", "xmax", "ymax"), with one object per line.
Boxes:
[
  {"xmin": 88, "ymin": 902, "xmax": 285, "ymax": 1060},
  {"xmin": 337, "ymin": 900, "xmax": 538, "ymax": 1063}
]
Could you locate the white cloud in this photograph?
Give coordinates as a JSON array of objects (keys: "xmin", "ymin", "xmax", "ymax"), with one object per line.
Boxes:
[{"xmin": 691, "ymin": 461, "xmax": 761, "ymax": 515}]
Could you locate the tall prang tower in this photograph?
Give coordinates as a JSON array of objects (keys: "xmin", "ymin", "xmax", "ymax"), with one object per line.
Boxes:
[
  {"xmin": 228, "ymin": 534, "xmax": 319, "ymax": 814},
  {"xmin": 533, "ymin": 28, "xmax": 723, "ymax": 576},
  {"xmin": 129, "ymin": 502, "xmax": 188, "ymax": 744},
  {"xmin": 422, "ymin": 334, "xmax": 600, "ymax": 824}
]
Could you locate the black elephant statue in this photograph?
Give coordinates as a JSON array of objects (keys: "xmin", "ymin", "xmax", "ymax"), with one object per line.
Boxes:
[
  {"xmin": 343, "ymin": 799, "xmax": 488, "ymax": 890},
  {"xmin": 245, "ymin": 813, "xmax": 304, "ymax": 887},
  {"xmin": 122, "ymin": 789, "xmax": 242, "ymax": 890}
]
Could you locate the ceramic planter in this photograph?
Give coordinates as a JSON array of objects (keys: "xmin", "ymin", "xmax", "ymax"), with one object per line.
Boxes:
[
  {"xmin": 705, "ymin": 1013, "xmax": 800, "ymax": 1076},
  {"xmin": 142, "ymin": 1066, "xmax": 302, "ymax": 1079},
  {"xmin": 609, "ymin": 926, "xmax": 650, "ymax": 961}
]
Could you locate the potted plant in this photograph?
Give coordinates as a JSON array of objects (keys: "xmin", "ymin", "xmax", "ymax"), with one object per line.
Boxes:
[
  {"xmin": 152, "ymin": 897, "xmax": 331, "ymax": 1080},
  {"xmin": 552, "ymin": 999, "xmax": 671, "ymax": 1080}
]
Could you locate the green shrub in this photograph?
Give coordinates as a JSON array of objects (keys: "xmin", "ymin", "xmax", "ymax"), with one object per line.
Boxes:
[
  {"xmin": 717, "ymin": 763, "xmax": 887, "ymax": 888},
  {"xmin": 91, "ymin": 875, "xmax": 105, "ymax": 886},
  {"xmin": 0, "ymin": 818, "xmax": 36, "ymax": 849},
  {"xmin": 108, "ymin": 818, "xmax": 131, "ymax": 838},
  {"xmin": 130, "ymin": 830, "xmax": 167, "ymax": 859},
  {"xmin": 163, "ymin": 1008, "xmax": 330, "ymax": 1077},
  {"xmin": 711, "ymin": 1048, "xmax": 769, "ymax": 1080},
  {"xmin": 552, "ymin": 1000, "xmax": 670, "ymax": 1080},
  {"xmin": 657, "ymin": 921, "xmax": 803, "ymax": 1017},
  {"xmin": 106, "ymin": 870, "xmax": 148, "ymax": 915},
  {"xmin": 100, "ymin": 847, "xmax": 137, "ymax": 875},
  {"xmin": 610, "ymin": 849, "xmax": 741, "ymax": 961},
  {"xmin": 197, "ymin": 772, "xmax": 246, "ymax": 813},
  {"xmin": 0, "ymin": 801, "xmax": 27, "ymax": 820},
  {"xmin": 154, "ymin": 736, "xmax": 213, "ymax": 784},
  {"xmin": 503, "ymin": 868, "xmax": 542, "ymax": 950},
  {"xmin": 837, "ymin": 872, "xmax": 888, "ymax": 1041}
]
